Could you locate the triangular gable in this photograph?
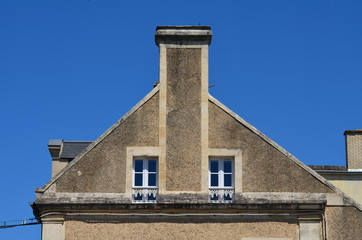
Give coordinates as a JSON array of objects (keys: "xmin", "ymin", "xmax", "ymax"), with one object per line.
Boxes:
[
  {"xmin": 36, "ymin": 85, "xmax": 362, "ymax": 212},
  {"xmin": 209, "ymin": 94, "xmax": 362, "ymax": 211}
]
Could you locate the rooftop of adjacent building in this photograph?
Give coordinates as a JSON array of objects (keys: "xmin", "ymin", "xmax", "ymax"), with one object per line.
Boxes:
[
  {"xmin": 308, "ymin": 165, "xmax": 348, "ymax": 171},
  {"xmin": 48, "ymin": 140, "xmax": 92, "ymax": 159},
  {"xmin": 308, "ymin": 165, "xmax": 362, "ymax": 175}
]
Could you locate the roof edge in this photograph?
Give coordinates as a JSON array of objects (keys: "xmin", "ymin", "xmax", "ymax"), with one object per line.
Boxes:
[
  {"xmin": 36, "ymin": 85, "xmax": 160, "ymax": 193},
  {"xmin": 208, "ymin": 94, "xmax": 362, "ymax": 212}
]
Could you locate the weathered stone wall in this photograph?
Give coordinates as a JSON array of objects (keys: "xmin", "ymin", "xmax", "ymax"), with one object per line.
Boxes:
[
  {"xmin": 325, "ymin": 206, "xmax": 362, "ymax": 240},
  {"xmin": 209, "ymin": 101, "xmax": 333, "ymax": 193},
  {"xmin": 65, "ymin": 217, "xmax": 298, "ymax": 240},
  {"xmin": 56, "ymin": 93, "xmax": 159, "ymax": 193},
  {"xmin": 166, "ymin": 48, "xmax": 202, "ymax": 191}
]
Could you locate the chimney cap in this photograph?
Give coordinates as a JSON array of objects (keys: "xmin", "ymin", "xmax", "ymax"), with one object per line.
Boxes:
[
  {"xmin": 155, "ymin": 25, "xmax": 212, "ymax": 46},
  {"xmin": 48, "ymin": 139, "xmax": 63, "ymax": 147},
  {"xmin": 344, "ymin": 130, "xmax": 362, "ymax": 135},
  {"xmin": 156, "ymin": 26, "xmax": 211, "ymax": 31}
]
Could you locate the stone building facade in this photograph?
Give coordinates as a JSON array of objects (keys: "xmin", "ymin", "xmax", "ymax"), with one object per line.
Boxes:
[{"xmin": 32, "ymin": 26, "xmax": 362, "ymax": 240}]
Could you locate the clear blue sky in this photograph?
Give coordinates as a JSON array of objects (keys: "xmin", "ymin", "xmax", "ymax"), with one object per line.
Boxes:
[{"xmin": 0, "ymin": 1, "xmax": 361, "ymax": 238}]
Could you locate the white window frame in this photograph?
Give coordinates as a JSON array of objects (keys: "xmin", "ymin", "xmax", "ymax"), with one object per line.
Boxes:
[
  {"xmin": 133, "ymin": 158, "xmax": 158, "ymax": 188},
  {"xmin": 209, "ymin": 158, "xmax": 235, "ymax": 203},
  {"xmin": 209, "ymin": 158, "xmax": 234, "ymax": 189}
]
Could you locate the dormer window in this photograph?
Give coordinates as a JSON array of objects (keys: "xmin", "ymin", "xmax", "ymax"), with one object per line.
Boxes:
[
  {"xmin": 209, "ymin": 159, "xmax": 234, "ymax": 203},
  {"xmin": 132, "ymin": 158, "xmax": 158, "ymax": 203}
]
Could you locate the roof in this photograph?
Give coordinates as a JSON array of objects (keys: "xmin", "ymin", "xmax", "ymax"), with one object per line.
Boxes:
[
  {"xmin": 308, "ymin": 165, "xmax": 348, "ymax": 171},
  {"xmin": 60, "ymin": 141, "xmax": 93, "ymax": 159}
]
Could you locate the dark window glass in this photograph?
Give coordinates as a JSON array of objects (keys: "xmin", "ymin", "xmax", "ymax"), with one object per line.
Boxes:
[
  {"xmin": 134, "ymin": 160, "xmax": 143, "ymax": 172},
  {"xmin": 147, "ymin": 194, "xmax": 156, "ymax": 201},
  {"xmin": 224, "ymin": 161, "xmax": 232, "ymax": 173},
  {"xmin": 210, "ymin": 194, "xmax": 219, "ymax": 201},
  {"xmin": 148, "ymin": 173, "xmax": 157, "ymax": 186},
  {"xmin": 134, "ymin": 193, "xmax": 142, "ymax": 201},
  {"xmin": 224, "ymin": 174, "xmax": 232, "ymax": 187},
  {"xmin": 135, "ymin": 173, "xmax": 143, "ymax": 186},
  {"xmin": 210, "ymin": 161, "xmax": 218, "ymax": 173},
  {"xmin": 211, "ymin": 174, "xmax": 219, "ymax": 187},
  {"xmin": 224, "ymin": 193, "xmax": 232, "ymax": 201},
  {"xmin": 148, "ymin": 160, "xmax": 157, "ymax": 172}
]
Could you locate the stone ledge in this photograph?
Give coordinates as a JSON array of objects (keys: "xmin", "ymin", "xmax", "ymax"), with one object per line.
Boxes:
[{"xmin": 35, "ymin": 192, "xmax": 327, "ymax": 204}]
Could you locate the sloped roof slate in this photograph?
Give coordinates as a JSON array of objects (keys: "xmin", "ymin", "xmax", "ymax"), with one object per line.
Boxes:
[{"xmin": 60, "ymin": 142, "xmax": 93, "ymax": 159}]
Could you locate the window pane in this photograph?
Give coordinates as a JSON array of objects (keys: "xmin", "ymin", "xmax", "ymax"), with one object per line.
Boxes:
[
  {"xmin": 210, "ymin": 161, "xmax": 218, "ymax": 173},
  {"xmin": 135, "ymin": 173, "xmax": 143, "ymax": 186},
  {"xmin": 224, "ymin": 161, "xmax": 232, "ymax": 173},
  {"xmin": 134, "ymin": 160, "xmax": 143, "ymax": 172},
  {"xmin": 148, "ymin": 160, "xmax": 157, "ymax": 172},
  {"xmin": 224, "ymin": 174, "xmax": 232, "ymax": 187},
  {"xmin": 224, "ymin": 193, "xmax": 232, "ymax": 201},
  {"xmin": 211, "ymin": 174, "xmax": 219, "ymax": 187},
  {"xmin": 210, "ymin": 194, "xmax": 219, "ymax": 201},
  {"xmin": 134, "ymin": 193, "xmax": 142, "ymax": 201},
  {"xmin": 147, "ymin": 194, "xmax": 156, "ymax": 201},
  {"xmin": 148, "ymin": 173, "xmax": 157, "ymax": 186}
]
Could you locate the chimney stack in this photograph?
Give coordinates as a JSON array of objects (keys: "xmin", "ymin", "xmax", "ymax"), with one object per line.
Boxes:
[
  {"xmin": 344, "ymin": 130, "xmax": 362, "ymax": 169},
  {"xmin": 48, "ymin": 139, "xmax": 67, "ymax": 177},
  {"xmin": 155, "ymin": 26, "xmax": 212, "ymax": 191}
]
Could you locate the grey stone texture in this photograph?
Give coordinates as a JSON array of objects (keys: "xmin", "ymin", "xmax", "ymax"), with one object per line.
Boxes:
[
  {"xmin": 166, "ymin": 48, "xmax": 202, "ymax": 191},
  {"xmin": 325, "ymin": 206, "xmax": 362, "ymax": 240},
  {"xmin": 208, "ymin": 101, "xmax": 333, "ymax": 193},
  {"xmin": 65, "ymin": 216, "xmax": 298, "ymax": 240},
  {"xmin": 56, "ymin": 93, "xmax": 159, "ymax": 193}
]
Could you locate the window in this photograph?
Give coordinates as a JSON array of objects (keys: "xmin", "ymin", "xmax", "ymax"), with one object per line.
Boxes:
[
  {"xmin": 133, "ymin": 158, "xmax": 158, "ymax": 203},
  {"xmin": 209, "ymin": 159, "xmax": 234, "ymax": 202}
]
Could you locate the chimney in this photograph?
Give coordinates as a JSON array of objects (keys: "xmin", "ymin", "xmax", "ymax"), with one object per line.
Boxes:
[
  {"xmin": 344, "ymin": 130, "xmax": 362, "ymax": 169},
  {"xmin": 48, "ymin": 139, "xmax": 67, "ymax": 177},
  {"xmin": 155, "ymin": 26, "xmax": 212, "ymax": 191}
]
